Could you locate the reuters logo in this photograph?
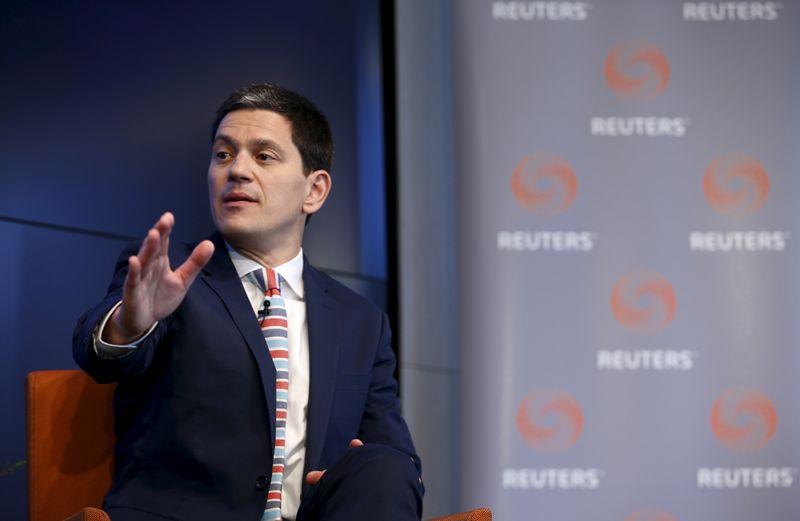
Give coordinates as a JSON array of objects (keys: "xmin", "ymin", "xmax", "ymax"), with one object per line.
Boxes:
[
  {"xmin": 625, "ymin": 509, "xmax": 678, "ymax": 521},
  {"xmin": 511, "ymin": 153, "xmax": 577, "ymax": 216},
  {"xmin": 711, "ymin": 389, "xmax": 777, "ymax": 452},
  {"xmin": 703, "ymin": 155, "xmax": 770, "ymax": 216},
  {"xmin": 610, "ymin": 271, "xmax": 676, "ymax": 333},
  {"xmin": 516, "ymin": 390, "xmax": 583, "ymax": 453},
  {"xmin": 604, "ymin": 41, "xmax": 670, "ymax": 99}
]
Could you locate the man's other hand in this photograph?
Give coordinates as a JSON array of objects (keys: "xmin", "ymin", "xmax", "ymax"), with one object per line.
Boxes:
[
  {"xmin": 103, "ymin": 212, "xmax": 215, "ymax": 344},
  {"xmin": 304, "ymin": 438, "xmax": 363, "ymax": 485}
]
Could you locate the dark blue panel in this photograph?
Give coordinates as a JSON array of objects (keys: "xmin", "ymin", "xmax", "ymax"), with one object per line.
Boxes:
[
  {"xmin": 0, "ymin": 0, "xmax": 360, "ymax": 272},
  {"xmin": 355, "ymin": 0, "xmax": 388, "ymax": 280}
]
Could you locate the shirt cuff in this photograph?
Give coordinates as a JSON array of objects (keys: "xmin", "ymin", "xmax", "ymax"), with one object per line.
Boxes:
[{"xmin": 92, "ymin": 301, "xmax": 158, "ymax": 359}]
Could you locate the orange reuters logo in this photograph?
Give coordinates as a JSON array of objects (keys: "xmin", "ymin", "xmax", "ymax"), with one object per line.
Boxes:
[
  {"xmin": 510, "ymin": 153, "xmax": 577, "ymax": 216},
  {"xmin": 610, "ymin": 271, "xmax": 676, "ymax": 333},
  {"xmin": 703, "ymin": 155, "xmax": 770, "ymax": 216},
  {"xmin": 625, "ymin": 509, "xmax": 679, "ymax": 521},
  {"xmin": 604, "ymin": 41, "xmax": 670, "ymax": 99},
  {"xmin": 516, "ymin": 390, "xmax": 584, "ymax": 453},
  {"xmin": 711, "ymin": 389, "xmax": 777, "ymax": 452}
]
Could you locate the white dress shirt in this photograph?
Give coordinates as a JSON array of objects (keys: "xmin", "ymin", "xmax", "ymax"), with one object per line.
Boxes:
[{"xmin": 94, "ymin": 247, "xmax": 310, "ymax": 520}]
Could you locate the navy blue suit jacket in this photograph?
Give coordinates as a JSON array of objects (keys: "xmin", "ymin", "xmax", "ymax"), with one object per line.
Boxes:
[{"xmin": 73, "ymin": 232, "xmax": 420, "ymax": 521}]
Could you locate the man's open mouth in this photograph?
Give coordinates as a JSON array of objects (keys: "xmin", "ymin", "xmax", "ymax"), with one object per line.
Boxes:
[{"xmin": 223, "ymin": 192, "xmax": 258, "ymax": 204}]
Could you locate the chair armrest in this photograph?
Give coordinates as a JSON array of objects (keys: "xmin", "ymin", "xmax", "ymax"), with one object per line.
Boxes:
[
  {"xmin": 62, "ymin": 507, "xmax": 112, "ymax": 521},
  {"xmin": 427, "ymin": 507, "xmax": 493, "ymax": 521}
]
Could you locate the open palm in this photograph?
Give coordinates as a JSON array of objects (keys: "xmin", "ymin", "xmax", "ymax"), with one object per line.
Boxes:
[{"xmin": 105, "ymin": 212, "xmax": 214, "ymax": 344}]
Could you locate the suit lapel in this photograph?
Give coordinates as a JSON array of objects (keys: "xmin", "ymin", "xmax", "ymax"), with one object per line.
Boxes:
[
  {"xmin": 302, "ymin": 259, "xmax": 340, "ymax": 494},
  {"xmin": 197, "ymin": 239, "xmax": 339, "ymax": 496},
  {"xmin": 199, "ymin": 232, "xmax": 277, "ymax": 451}
]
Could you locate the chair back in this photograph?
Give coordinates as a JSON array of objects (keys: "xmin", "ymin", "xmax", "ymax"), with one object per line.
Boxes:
[{"xmin": 27, "ymin": 370, "xmax": 115, "ymax": 521}]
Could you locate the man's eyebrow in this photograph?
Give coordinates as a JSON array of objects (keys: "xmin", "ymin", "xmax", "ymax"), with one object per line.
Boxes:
[
  {"xmin": 213, "ymin": 134, "xmax": 287, "ymax": 157},
  {"xmin": 251, "ymin": 138, "xmax": 287, "ymax": 157},
  {"xmin": 213, "ymin": 134, "xmax": 239, "ymax": 148}
]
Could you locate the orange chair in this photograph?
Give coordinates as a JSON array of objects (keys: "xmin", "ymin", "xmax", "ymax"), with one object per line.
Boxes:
[
  {"xmin": 26, "ymin": 370, "xmax": 490, "ymax": 521},
  {"xmin": 27, "ymin": 370, "xmax": 115, "ymax": 521}
]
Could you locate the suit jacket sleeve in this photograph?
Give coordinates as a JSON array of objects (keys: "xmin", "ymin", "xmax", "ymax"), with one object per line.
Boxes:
[
  {"xmin": 358, "ymin": 312, "xmax": 422, "ymax": 474},
  {"xmin": 72, "ymin": 243, "xmax": 169, "ymax": 383}
]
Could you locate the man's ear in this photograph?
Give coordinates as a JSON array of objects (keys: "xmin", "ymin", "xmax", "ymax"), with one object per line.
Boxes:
[{"xmin": 303, "ymin": 170, "xmax": 332, "ymax": 215}]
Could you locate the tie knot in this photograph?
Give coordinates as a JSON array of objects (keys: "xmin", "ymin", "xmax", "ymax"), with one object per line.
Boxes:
[
  {"xmin": 264, "ymin": 267, "xmax": 280, "ymax": 293},
  {"xmin": 251, "ymin": 267, "xmax": 281, "ymax": 296}
]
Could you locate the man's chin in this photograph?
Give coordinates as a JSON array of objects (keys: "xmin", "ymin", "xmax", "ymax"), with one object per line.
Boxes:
[
  {"xmin": 213, "ymin": 215, "xmax": 301, "ymax": 250},
  {"xmin": 218, "ymin": 223, "xmax": 250, "ymax": 237},
  {"xmin": 215, "ymin": 218, "xmax": 255, "ymax": 240}
]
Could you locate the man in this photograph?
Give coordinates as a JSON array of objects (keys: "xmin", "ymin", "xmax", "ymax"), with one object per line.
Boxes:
[{"xmin": 73, "ymin": 84, "xmax": 423, "ymax": 521}]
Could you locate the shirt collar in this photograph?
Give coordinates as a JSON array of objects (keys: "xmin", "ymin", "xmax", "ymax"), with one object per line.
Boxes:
[{"xmin": 226, "ymin": 244, "xmax": 305, "ymax": 299}]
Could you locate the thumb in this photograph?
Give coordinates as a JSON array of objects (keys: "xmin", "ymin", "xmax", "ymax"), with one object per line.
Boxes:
[
  {"xmin": 305, "ymin": 469, "xmax": 326, "ymax": 485},
  {"xmin": 175, "ymin": 240, "xmax": 215, "ymax": 286}
]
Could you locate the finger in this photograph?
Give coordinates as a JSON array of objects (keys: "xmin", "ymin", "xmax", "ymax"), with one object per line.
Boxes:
[
  {"xmin": 124, "ymin": 255, "xmax": 142, "ymax": 294},
  {"xmin": 139, "ymin": 213, "xmax": 172, "ymax": 268},
  {"xmin": 136, "ymin": 228, "xmax": 161, "ymax": 268},
  {"xmin": 151, "ymin": 213, "xmax": 172, "ymax": 263},
  {"xmin": 152, "ymin": 211, "xmax": 173, "ymax": 234},
  {"xmin": 155, "ymin": 212, "xmax": 174, "ymax": 252},
  {"xmin": 305, "ymin": 470, "xmax": 326, "ymax": 485},
  {"xmin": 349, "ymin": 438, "xmax": 363, "ymax": 448},
  {"xmin": 175, "ymin": 240, "xmax": 215, "ymax": 287},
  {"xmin": 120, "ymin": 257, "xmax": 142, "ymax": 329}
]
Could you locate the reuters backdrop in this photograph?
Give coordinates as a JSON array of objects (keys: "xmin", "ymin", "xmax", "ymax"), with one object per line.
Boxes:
[{"xmin": 455, "ymin": 2, "xmax": 799, "ymax": 520}]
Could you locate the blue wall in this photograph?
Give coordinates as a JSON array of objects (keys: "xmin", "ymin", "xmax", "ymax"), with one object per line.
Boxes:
[{"xmin": 0, "ymin": 1, "xmax": 386, "ymax": 517}]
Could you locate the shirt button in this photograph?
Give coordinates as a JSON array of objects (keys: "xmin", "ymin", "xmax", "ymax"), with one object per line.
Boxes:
[{"xmin": 255, "ymin": 475, "xmax": 268, "ymax": 490}]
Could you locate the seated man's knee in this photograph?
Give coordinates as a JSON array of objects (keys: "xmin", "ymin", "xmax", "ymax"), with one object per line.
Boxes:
[
  {"xmin": 297, "ymin": 444, "xmax": 423, "ymax": 520},
  {"xmin": 343, "ymin": 443, "xmax": 419, "ymax": 489}
]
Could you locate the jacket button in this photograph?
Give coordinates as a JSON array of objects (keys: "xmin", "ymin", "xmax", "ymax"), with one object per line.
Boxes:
[{"xmin": 255, "ymin": 475, "xmax": 268, "ymax": 490}]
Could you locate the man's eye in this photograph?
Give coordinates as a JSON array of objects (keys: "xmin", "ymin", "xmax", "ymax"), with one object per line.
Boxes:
[
  {"xmin": 215, "ymin": 151, "xmax": 231, "ymax": 160},
  {"xmin": 257, "ymin": 153, "xmax": 274, "ymax": 161}
]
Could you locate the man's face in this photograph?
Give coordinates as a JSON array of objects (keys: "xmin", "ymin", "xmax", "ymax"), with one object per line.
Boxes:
[{"xmin": 208, "ymin": 109, "xmax": 311, "ymax": 246}]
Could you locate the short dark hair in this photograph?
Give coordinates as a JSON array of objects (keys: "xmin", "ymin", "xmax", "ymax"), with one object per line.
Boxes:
[{"xmin": 212, "ymin": 83, "xmax": 334, "ymax": 174}]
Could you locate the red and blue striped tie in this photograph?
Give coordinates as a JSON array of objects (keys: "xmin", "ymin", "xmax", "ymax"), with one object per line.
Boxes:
[{"xmin": 253, "ymin": 267, "xmax": 289, "ymax": 521}]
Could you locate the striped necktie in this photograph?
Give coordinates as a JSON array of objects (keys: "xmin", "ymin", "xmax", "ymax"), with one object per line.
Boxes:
[{"xmin": 253, "ymin": 267, "xmax": 289, "ymax": 521}]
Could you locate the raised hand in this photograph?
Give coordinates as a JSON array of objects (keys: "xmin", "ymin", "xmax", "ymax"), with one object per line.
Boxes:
[{"xmin": 102, "ymin": 212, "xmax": 215, "ymax": 344}]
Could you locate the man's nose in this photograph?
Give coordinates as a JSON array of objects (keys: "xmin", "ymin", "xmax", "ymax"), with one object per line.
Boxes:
[{"xmin": 228, "ymin": 153, "xmax": 254, "ymax": 181}]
